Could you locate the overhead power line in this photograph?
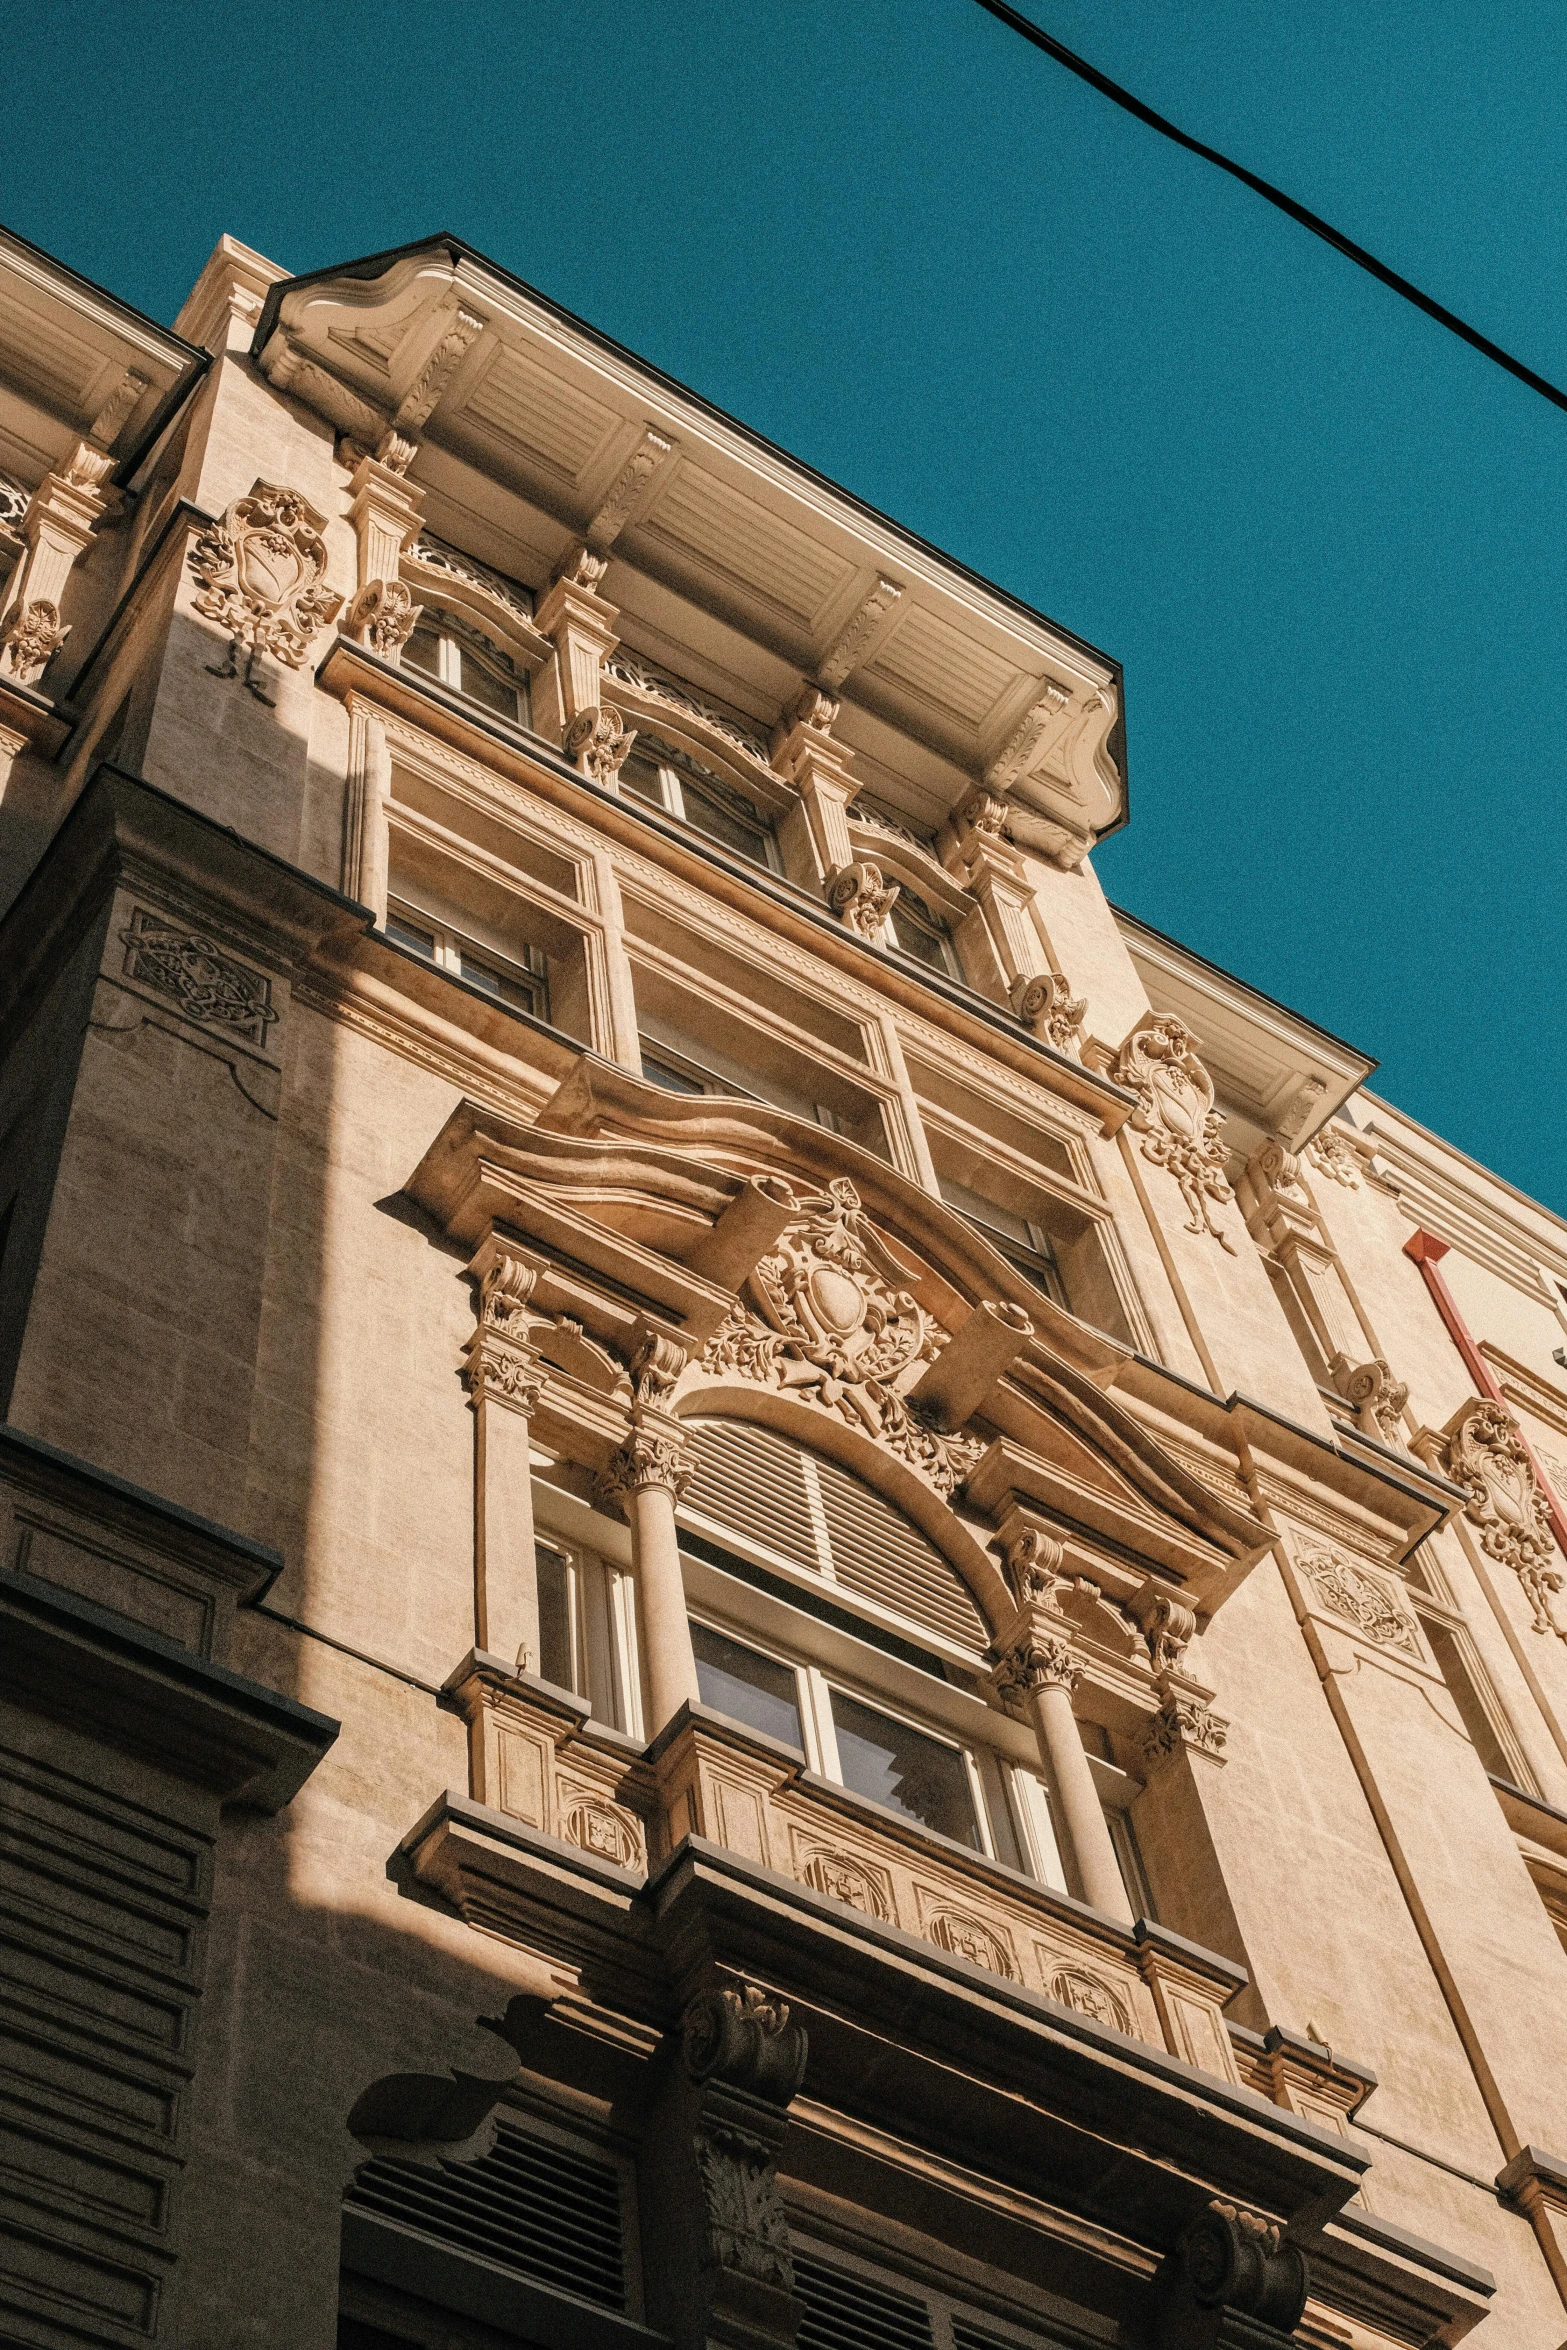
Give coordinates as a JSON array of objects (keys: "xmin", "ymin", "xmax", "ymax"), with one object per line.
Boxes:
[{"xmin": 972, "ymin": 0, "xmax": 1567, "ymax": 418}]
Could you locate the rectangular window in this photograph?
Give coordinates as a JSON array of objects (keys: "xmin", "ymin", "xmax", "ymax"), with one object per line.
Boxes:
[
  {"xmin": 828, "ymin": 1689, "xmax": 981, "ymax": 1850},
  {"xmin": 387, "ymin": 897, "xmax": 549, "ymax": 1024},
  {"xmin": 535, "ymin": 1542, "xmax": 577, "ymax": 1692},
  {"xmin": 617, "ymin": 746, "xmax": 779, "ymax": 869},
  {"xmin": 691, "ymin": 1622, "xmax": 804, "ymax": 1751}
]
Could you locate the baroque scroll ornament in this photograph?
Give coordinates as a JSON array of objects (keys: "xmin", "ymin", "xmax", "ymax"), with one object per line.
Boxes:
[
  {"xmin": 188, "ymin": 481, "xmax": 342, "ymax": 697},
  {"xmin": 1115, "ymin": 1018, "xmax": 1236, "ymax": 1252},
  {"xmin": 1440, "ymin": 1401, "xmax": 1567, "ymax": 1641},
  {"xmin": 699, "ymin": 1178, "xmax": 983, "ymax": 1496}
]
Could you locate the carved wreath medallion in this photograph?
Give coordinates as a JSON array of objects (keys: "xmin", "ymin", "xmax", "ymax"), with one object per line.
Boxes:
[{"xmin": 700, "ymin": 1178, "xmax": 983, "ymax": 1496}]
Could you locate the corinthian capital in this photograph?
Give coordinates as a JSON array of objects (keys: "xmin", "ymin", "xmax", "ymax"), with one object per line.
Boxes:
[
  {"xmin": 992, "ymin": 1616, "xmax": 1082, "ymax": 1701},
  {"xmin": 598, "ymin": 1414, "xmax": 691, "ymax": 1510}
]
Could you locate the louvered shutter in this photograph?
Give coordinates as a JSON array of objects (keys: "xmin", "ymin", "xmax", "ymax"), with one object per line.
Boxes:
[
  {"xmin": 346, "ymin": 2121, "xmax": 625, "ymax": 2310},
  {"xmin": 794, "ymin": 2252, "xmax": 936, "ymax": 2350},
  {"xmin": 682, "ymin": 1420, "xmax": 987, "ymax": 1655}
]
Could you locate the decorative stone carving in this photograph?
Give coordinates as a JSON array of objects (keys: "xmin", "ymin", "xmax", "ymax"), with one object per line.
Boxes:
[
  {"xmin": 677, "ymin": 1982, "xmax": 807, "ymax": 2295},
  {"xmin": 554, "ymin": 542, "xmax": 611, "ymax": 593},
  {"xmin": 1330, "ymin": 1353, "xmax": 1409, "ymax": 1446},
  {"xmin": 991, "ymin": 1623, "xmax": 1081, "ymax": 1702},
  {"xmin": 1141, "ymin": 1696, "xmax": 1227, "ymax": 1765},
  {"xmin": 1115, "ymin": 1018, "xmax": 1236, "ymax": 1253},
  {"xmin": 817, "ymin": 576, "xmax": 903, "ymax": 690},
  {"xmin": 119, "ymin": 908, "xmax": 278, "ymax": 1044},
  {"xmin": 87, "ymin": 367, "xmax": 150, "ymax": 452},
  {"xmin": 1307, "ymin": 1125, "xmax": 1362, "ymax": 1187},
  {"xmin": 395, "ymin": 303, "xmax": 485, "ymax": 431},
  {"xmin": 0, "ymin": 598, "xmax": 69, "ymax": 685},
  {"xmin": 1006, "ymin": 1527, "xmax": 1067, "ymax": 1607},
  {"xmin": 408, "ymin": 532, "xmax": 535, "ymax": 624},
  {"xmin": 346, "ymin": 577, "xmax": 419, "ymax": 659},
  {"xmin": 597, "ymin": 1419, "xmax": 691, "ymax": 1506},
  {"xmin": 784, "ymin": 681, "xmax": 841, "ymax": 733},
  {"xmin": 1010, "ymin": 969, "xmax": 1086, "ymax": 1052},
  {"xmin": 565, "ymin": 703, "xmax": 634, "ymax": 785},
  {"xmin": 1049, "ymin": 1966, "xmax": 1131, "ymax": 2033},
  {"xmin": 561, "ymin": 1794, "xmax": 641, "ymax": 1868},
  {"xmin": 188, "ymin": 481, "xmax": 342, "ymax": 696},
  {"xmin": 1300, "ymin": 1547, "xmax": 1420, "ymax": 1655},
  {"xmin": 827, "ymin": 859, "xmax": 899, "ymax": 938},
  {"xmin": 601, "ymin": 646, "xmax": 774, "ymax": 772},
  {"xmin": 585, "ymin": 426, "xmax": 675, "ymax": 549},
  {"xmin": 984, "ymin": 680, "xmax": 1072, "ymax": 792},
  {"xmin": 0, "ymin": 472, "xmax": 30, "ymax": 531},
  {"xmin": 925, "ymin": 1908, "xmax": 1018, "ymax": 1979},
  {"xmin": 959, "ymin": 788, "xmax": 1013, "ymax": 840},
  {"xmin": 463, "ymin": 1251, "xmax": 545, "ymax": 1414},
  {"xmin": 1433, "ymin": 1400, "xmax": 1567, "ymax": 1640},
  {"xmin": 630, "ymin": 1331, "xmax": 687, "ymax": 1410},
  {"xmin": 1134, "ymin": 1587, "xmax": 1198, "ymax": 1674},
  {"xmin": 682, "ymin": 1982, "xmax": 808, "ymax": 2102},
  {"xmin": 1167, "ymin": 2198, "xmax": 1309, "ymax": 2342},
  {"xmin": 699, "ymin": 1177, "xmax": 983, "ymax": 1496},
  {"xmin": 798, "ymin": 1846, "xmax": 892, "ymax": 1919}
]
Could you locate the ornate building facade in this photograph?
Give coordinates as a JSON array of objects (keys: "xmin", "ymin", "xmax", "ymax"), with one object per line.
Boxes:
[{"xmin": 1, "ymin": 222, "xmax": 1565, "ymax": 2350}]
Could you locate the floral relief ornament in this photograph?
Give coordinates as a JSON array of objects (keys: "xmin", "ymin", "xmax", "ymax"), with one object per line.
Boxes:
[
  {"xmin": 188, "ymin": 480, "xmax": 343, "ymax": 701},
  {"xmin": 700, "ymin": 1178, "xmax": 983, "ymax": 1496},
  {"xmin": 1438, "ymin": 1400, "xmax": 1567, "ymax": 1641},
  {"xmin": 1115, "ymin": 1017, "xmax": 1237, "ymax": 1252}
]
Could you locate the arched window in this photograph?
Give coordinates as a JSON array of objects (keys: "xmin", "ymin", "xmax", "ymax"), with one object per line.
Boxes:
[
  {"xmin": 620, "ymin": 739, "xmax": 780, "ymax": 870},
  {"xmin": 887, "ymin": 883, "xmax": 960, "ymax": 979},
  {"xmin": 403, "ymin": 605, "xmax": 529, "ymax": 726}
]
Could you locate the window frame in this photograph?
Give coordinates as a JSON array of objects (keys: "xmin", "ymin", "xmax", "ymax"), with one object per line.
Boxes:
[
  {"xmin": 386, "ymin": 894, "xmax": 551, "ymax": 1023},
  {"xmin": 686, "ymin": 1606, "xmax": 1020, "ymax": 1862},
  {"xmin": 403, "ymin": 604, "xmax": 530, "ymax": 726},
  {"xmin": 620, "ymin": 744, "xmax": 783, "ymax": 872},
  {"xmin": 885, "ymin": 882, "xmax": 962, "ymax": 980}
]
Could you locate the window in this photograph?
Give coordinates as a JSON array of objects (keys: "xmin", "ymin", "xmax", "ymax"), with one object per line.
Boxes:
[
  {"xmin": 620, "ymin": 743, "xmax": 780, "ymax": 869},
  {"xmin": 386, "ymin": 898, "xmax": 549, "ymax": 1022},
  {"xmin": 688, "ymin": 1615, "xmax": 986, "ymax": 1852},
  {"xmin": 535, "ymin": 1542, "xmax": 577, "ymax": 1692},
  {"xmin": 636, "ymin": 1032, "xmax": 848, "ymax": 1137},
  {"xmin": 887, "ymin": 885, "xmax": 960, "ymax": 978},
  {"xmin": 937, "ymin": 1175, "xmax": 1068, "ymax": 1309},
  {"xmin": 403, "ymin": 608, "xmax": 529, "ymax": 725}
]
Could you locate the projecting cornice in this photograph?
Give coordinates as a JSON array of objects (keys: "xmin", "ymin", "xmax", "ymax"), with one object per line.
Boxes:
[{"xmin": 252, "ymin": 235, "xmax": 1127, "ymax": 843}]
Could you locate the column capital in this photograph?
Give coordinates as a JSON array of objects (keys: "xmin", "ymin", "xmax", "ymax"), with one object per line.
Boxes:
[
  {"xmin": 463, "ymin": 1244, "xmax": 545, "ymax": 1416},
  {"xmin": 992, "ymin": 1613, "xmax": 1083, "ymax": 1700},
  {"xmin": 598, "ymin": 1412, "xmax": 691, "ymax": 1510},
  {"xmin": 1140, "ymin": 1692, "xmax": 1229, "ymax": 1772}
]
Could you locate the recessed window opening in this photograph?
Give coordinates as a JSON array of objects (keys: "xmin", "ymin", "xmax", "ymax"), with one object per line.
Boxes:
[
  {"xmin": 887, "ymin": 884, "xmax": 961, "ymax": 979},
  {"xmin": 1422, "ymin": 1616, "xmax": 1517, "ymax": 1783},
  {"xmin": 620, "ymin": 741, "xmax": 780, "ymax": 870},
  {"xmin": 386, "ymin": 895, "xmax": 550, "ymax": 1023},
  {"xmin": 535, "ymin": 1542, "xmax": 578, "ymax": 1692},
  {"xmin": 938, "ymin": 1174, "xmax": 1068, "ymax": 1309},
  {"xmin": 404, "ymin": 606, "xmax": 530, "ymax": 725}
]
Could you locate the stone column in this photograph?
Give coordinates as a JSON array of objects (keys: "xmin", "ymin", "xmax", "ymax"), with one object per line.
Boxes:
[
  {"xmin": 532, "ymin": 547, "xmax": 631, "ymax": 780},
  {"xmin": 601, "ymin": 1401, "xmax": 701, "ymax": 1737},
  {"xmin": 994, "ymin": 1536, "xmax": 1133, "ymax": 1923},
  {"xmin": 343, "ymin": 453, "xmax": 425, "ymax": 660},
  {"xmin": 0, "ymin": 459, "xmax": 115, "ymax": 687},
  {"xmin": 463, "ymin": 1242, "xmax": 547, "ymax": 1673}
]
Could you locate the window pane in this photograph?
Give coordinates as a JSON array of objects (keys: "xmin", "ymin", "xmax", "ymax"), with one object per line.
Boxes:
[
  {"xmin": 640, "ymin": 1048, "xmax": 706, "ymax": 1094},
  {"xmin": 829, "ymin": 1690, "xmax": 979, "ymax": 1848},
  {"xmin": 386, "ymin": 910, "xmax": 436, "ymax": 958},
  {"xmin": 889, "ymin": 898, "xmax": 952, "ymax": 972},
  {"xmin": 458, "ymin": 645, "xmax": 518, "ymax": 717},
  {"xmin": 536, "ymin": 1544, "xmax": 574, "ymax": 1689},
  {"xmin": 459, "ymin": 948, "xmax": 544, "ymax": 1019},
  {"xmin": 691, "ymin": 1622, "xmax": 803, "ymax": 1750},
  {"xmin": 682, "ymin": 784, "xmax": 772, "ymax": 865},
  {"xmin": 620, "ymin": 754, "xmax": 667, "ymax": 808},
  {"xmin": 404, "ymin": 622, "xmax": 442, "ymax": 679}
]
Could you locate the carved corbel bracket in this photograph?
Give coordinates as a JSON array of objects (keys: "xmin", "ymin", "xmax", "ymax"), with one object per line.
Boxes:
[
  {"xmin": 827, "ymin": 859, "xmax": 898, "ymax": 939},
  {"xmin": 907, "ymin": 1299, "xmax": 1033, "ymax": 1431},
  {"xmin": 676, "ymin": 1981, "xmax": 808, "ymax": 2302},
  {"xmin": 1328, "ymin": 1352, "xmax": 1409, "ymax": 1448},
  {"xmin": 1130, "ymin": 1580, "xmax": 1198, "ymax": 1675},
  {"xmin": 1011, "ymin": 969, "xmax": 1086, "ymax": 1053},
  {"xmin": 463, "ymin": 1241, "xmax": 546, "ymax": 1416},
  {"xmin": 1158, "ymin": 2197, "xmax": 1308, "ymax": 2347},
  {"xmin": 565, "ymin": 702, "xmax": 636, "ymax": 787}
]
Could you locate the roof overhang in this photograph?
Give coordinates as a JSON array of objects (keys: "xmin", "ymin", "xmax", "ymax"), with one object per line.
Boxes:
[
  {"xmin": 253, "ymin": 234, "xmax": 1127, "ymax": 842},
  {"xmin": 1113, "ymin": 906, "xmax": 1376, "ymax": 1163},
  {"xmin": 0, "ymin": 223, "xmax": 207, "ymax": 494}
]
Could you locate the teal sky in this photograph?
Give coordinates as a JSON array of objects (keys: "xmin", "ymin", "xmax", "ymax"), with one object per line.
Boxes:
[{"xmin": 6, "ymin": 3, "xmax": 1565, "ymax": 1207}]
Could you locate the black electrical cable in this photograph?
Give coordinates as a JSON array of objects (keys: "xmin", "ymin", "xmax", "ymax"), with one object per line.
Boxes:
[{"xmin": 972, "ymin": 0, "xmax": 1567, "ymax": 417}]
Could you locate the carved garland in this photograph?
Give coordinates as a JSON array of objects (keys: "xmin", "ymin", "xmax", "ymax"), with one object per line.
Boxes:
[
  {"xmin": 697, "ymin": 1178, "xmax": 984, "ymax": 1497},
  {"xmin": 1114, "ymin": 1018, "xmax": 1236, "ymax": 1252}
]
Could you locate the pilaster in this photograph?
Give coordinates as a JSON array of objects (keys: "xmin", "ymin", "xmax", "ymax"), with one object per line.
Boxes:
[{"xmin": 463, "ymin": 1239, "xmax": 547, "ymax": 1673}]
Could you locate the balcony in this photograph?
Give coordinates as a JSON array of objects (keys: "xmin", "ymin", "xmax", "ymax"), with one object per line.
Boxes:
[{"xmin": 441, "ymin": 1657, "xmax": 1244, "ymax": 2086}]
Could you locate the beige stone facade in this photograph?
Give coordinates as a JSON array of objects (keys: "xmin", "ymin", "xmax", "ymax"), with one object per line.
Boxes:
[{"xmin": 1, "ymin": 222, "xmax": 1565, "ymax": 2350}]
